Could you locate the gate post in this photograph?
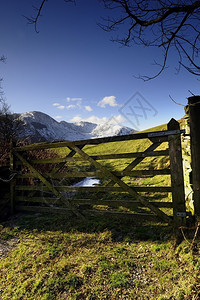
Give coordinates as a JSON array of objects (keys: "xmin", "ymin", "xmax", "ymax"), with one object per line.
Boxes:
[
  {"xmin": 168, "ymin": 118, "xmax": 186, "ymax": 226},
  {"xmin": 10, "ymin": 141, "xmax": 16, "ymax": 215},
  {"xmin": 188, "ymin": 96, "xmax": 200, "ymax": 220}
]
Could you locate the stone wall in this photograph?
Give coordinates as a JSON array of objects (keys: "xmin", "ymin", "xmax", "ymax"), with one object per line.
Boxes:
[{"xmin": 181, "ymin": 109, "xmax": 194, "ymax": 213}]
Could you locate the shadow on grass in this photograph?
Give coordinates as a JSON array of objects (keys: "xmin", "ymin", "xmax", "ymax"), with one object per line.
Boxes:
[{"xmin": 5, "ymin": 211, "xmax": 174, "ymax": 243}]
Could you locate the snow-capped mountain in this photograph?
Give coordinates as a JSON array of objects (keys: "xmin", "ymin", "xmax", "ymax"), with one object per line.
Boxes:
[{"xmin": 15, "ymin": 111, "xmax": 135, "ymax": 142}]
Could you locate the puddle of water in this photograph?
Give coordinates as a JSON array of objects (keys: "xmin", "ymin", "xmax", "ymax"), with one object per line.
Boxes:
[{"xmin": 73, "ymin": 177, "xmax": 100, "ymax": 187}]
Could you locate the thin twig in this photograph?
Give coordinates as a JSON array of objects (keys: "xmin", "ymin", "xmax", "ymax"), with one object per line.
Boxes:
[
  {"xmin": 169, "ymin": 95, "xmax": 185, "ymax": 107},
  {"xmin": 190, "ymin": 223, "xmax": 200, "ymax": 249},
  {"xmin": 179, "ymin": 223, "xmax": 200, "ymax": 249},
  {"xmin": 180, "ymin": 227, "xmax": 190, "ymax": 244}
]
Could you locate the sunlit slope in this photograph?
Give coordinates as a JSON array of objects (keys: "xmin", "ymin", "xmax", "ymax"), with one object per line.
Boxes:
[
  {"xmin": 55, "ymin": 121, "xmax": 175, "ymax": 190},
  {"xmin": 56, "ymin": 119, "xmax": 185, "ymax": 188},
  {"xmin": 81, "ymin": 122, "xmax": 169, "ymax": 171}
]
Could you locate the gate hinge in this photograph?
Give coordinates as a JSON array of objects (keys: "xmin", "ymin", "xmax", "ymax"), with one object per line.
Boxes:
[{"xmin": 177, "ymin": 211, "xmax": 192, "ymax": 218}]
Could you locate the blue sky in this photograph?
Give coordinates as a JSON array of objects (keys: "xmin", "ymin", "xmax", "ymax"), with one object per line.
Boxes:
[{"xmin": 1, "ymin": 0, "xmax": 200, "ymax": 130}]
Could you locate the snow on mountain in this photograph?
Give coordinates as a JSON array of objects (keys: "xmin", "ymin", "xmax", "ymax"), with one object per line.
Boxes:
[
  {"xmin": 91, "ymin": 121, "xmax": 131, "ymax": 138},
  {"xmin": 15, "ymin": 111, "xmax": 135, "ymax": 142},
  {"xmin": 73, "ymin": 121, "xmax": 97, "ymax": 134}
]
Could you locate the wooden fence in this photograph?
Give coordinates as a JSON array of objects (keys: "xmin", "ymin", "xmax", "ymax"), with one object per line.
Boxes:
[
  {"xmin": 0, "ymin": 167, "xmax": 11, "ymax": 220},
  {"xmin": 10, "ymin": 118, "xmax": 186, "ymax": 225}
]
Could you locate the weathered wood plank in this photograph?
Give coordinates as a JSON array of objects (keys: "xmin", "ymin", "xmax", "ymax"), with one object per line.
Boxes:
[
  {"xmin": 14, "ymin": 129, "xmax": 185, "ymax": 152},
  {"xmin": 80, "ymin": 210, "xmax": 172, "ymax": 222},
  {"xmin": 16, "ymin": 150, "xmax": 169, "ymax": 165},
  {"xmin": 15, "ymin": 185, "xmax": 121, "ymax": 191},
  {"xmin": 10, "ymin": 141, "xmax": 15, "ymax": 215},
  {"xmin": 15, "ymin": 185, "xmax": 172, "ymax": 192},
  {"xmin": 16, "ymin": 196, "xmax": 60, "ymax": 203},
  {"xmin": 16, "ymin": 196, "xmax": 173, "ymax": 208},
  {"xmin": 15, "ymin": 205, "xmax": 74, "ymax": 215},
  {"xmin": 16, "ymin": 169, "xmax": 171, "ymax": 179},
  {"xmin": 13, "ymin": 151, "xmax": 84, "ymax": 218},
  {"xmin": 118, "ymin": 169, "xmax": 171, "ymax": 176},
  {"xmin": 15, "ymin": 205, "xmax": 170, "ymax": 222},
  {"xmin": 89, "ymin": 150, "xmax": 169, "ymax": 160},
  {"xmin": 168, "ymin": 119, "xmax": 186, "ymax": 225},
  {"xmin": 23, "ymin": 157, "xmax": 75, "ymax": 164},
  {"xmin": 73, "ymin": 199, "xmax": 172, "ymax": 208},
  {"xmin": 72, "ymin": 199, "xmax": 173, "ymax": 208},
  {"xmin": 16, "ymin": 171, "xmax": 99, "ymax": 178},
  {"xmin": 60, "ymin": 186, "xmax": 173, "ymax": 192}
]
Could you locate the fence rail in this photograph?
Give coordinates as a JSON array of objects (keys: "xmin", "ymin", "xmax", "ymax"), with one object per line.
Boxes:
[{"xmin": 10, "ymin": 118, "xmax": 186, "ymax": 225}]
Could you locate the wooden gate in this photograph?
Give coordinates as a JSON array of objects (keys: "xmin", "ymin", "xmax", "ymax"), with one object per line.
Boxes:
[{"xmin": 10, "ymin": 119, "xmax": 186, "ymax": 225}]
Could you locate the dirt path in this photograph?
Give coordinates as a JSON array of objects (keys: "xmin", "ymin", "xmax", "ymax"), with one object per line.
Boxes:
[{"xmin": 0, "ymin": 238, "xmax": 19, "ymax": 259}]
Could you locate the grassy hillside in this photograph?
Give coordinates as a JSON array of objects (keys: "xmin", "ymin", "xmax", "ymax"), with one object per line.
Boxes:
[{"xmin": 57, "ymin": 121, "xmax": 170, "ymax": 181}]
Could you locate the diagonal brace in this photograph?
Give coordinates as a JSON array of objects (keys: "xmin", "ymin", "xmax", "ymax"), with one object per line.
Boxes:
[
  {"xmin": 69, "ymin": 144, "xmax": 172, "ymax": 223},
  {"xmin": 51, "ymin": 145, "xmax": 85, "ymax": 175},
  {"xmin": 13, "ymin": 151, "xmax": 84, "ymax": 218},
  {"xmin": 106, "ymin": 142, "xmax": 162, "ymax": 187}
]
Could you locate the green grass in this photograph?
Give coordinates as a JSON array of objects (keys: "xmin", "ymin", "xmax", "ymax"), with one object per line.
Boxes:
[
  {"xmin": 57, "ymin": 122, "xmax": 169, "ymax": 172},
  {"xmin": 53, "ymin": 122, "xmax": 172, "ymax": 212},
  {"xmin": 0, "ymin": 213, "xmax": 200, "ymax": 299}
]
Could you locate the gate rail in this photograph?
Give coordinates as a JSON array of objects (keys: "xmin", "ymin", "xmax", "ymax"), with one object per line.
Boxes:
[{"xmin": 10, "ymin": 118, "xmax": 186, "ymax": 225}]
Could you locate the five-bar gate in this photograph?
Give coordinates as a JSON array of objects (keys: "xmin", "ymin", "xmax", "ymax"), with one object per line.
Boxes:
[{"xmin": 10, "ymin": 118, "xmax": 186, "ymax": 225}]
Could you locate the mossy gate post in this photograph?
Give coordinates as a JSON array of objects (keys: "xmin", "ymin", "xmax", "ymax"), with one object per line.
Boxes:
[
  {"xmin": 167, "ymin": 119, "xmax": 186, "ymax": 226},
  {"xmin": 188, "ymin": 96, "xmax": 200, "ymax": 222}
]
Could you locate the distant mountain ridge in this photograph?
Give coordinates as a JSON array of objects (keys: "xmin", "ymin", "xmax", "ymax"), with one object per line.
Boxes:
[{"xmin": 15, "ymin": 111, "xmax": 135, "ymax": 142}]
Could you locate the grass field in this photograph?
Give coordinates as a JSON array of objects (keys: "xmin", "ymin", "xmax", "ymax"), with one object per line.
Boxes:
[{"xmin": 0, "ymin": 213, "xmax": 200, "ymax": 300}]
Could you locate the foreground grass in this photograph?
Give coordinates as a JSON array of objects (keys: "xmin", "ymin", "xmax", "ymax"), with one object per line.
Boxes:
[{"xmin": 0, "ymin": 213, "xmax": 200, "ymax": 299}]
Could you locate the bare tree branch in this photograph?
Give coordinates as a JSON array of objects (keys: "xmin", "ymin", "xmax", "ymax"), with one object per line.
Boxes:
[
  {"xmin": 27, "ymin": 0, "xmax": 200, "ymax": 78},
  {"xmin": 100, "ymin": 0, "xmax": 200, "ymax": 78},
  {"xmin": 24, "ymin": 0, "xmax": 48, "ymax": 33},
  {"xmin": 25, "ymin": 0, "xmax": 76, "ymax": 33},
  {"xmin": 0, "ymin": 55, "xmax": 6, "ymax": 98}
]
